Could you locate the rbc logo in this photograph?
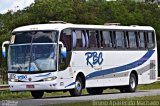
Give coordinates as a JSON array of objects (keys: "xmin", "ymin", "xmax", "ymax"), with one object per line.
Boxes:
[
  {"xmin": 17, "ymin": 75, "xmax": 27, "ymax": 80},
  {"xmin": 85, "ymin": 52, "xmax": 103, "ymax": 67}
]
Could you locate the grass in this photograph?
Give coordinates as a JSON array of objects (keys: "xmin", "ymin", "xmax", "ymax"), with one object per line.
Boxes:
[
  {"xmin": 45, "ymin": 95, "xmax": 160, "ymax": 106},
  {"xmin": 0, "ymin": 91, "xmax": 70, "ymax": 100},
  {"xmin": 137, "ymin": 82, "xmax": 160, "ymax": 90},
  {"xmin": 0, "ymin": 82, "xmax": 160, "ymax": 100},
  {"xmin": 0, "ymin": 91, "xmax": 31, "ymax": 100}
]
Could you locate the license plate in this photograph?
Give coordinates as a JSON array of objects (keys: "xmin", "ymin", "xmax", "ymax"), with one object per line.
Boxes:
[{"xmin": 26, "ymin": 85, "xmax": 34, "ymax": 88}]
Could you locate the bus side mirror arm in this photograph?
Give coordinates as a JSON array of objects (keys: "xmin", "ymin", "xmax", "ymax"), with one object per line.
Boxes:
[
  {"xmin": 59, "ymin": 41, "xmax": 67, "ymax": 59},
  {"xmin": 2, "ymin": 41, "xmax": 10, "ymax": 58}
]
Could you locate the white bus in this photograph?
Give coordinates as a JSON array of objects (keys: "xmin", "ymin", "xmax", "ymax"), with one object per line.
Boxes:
[{"xmin": 2, "ymin": 22, "xmax": 158, "ymax": 98}]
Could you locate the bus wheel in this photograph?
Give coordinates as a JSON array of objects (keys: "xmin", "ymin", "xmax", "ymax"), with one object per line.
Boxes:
[
  {"xmin": 69, "ymin": 77, "xmax": 83, "ymax": 96},
  {"xmin": 126, "ymin": 73, "xmax": 137, "ymax": 92},
  {"xmin": 87, "ymin": 88, "xmax": 103, "ymax": 95},
  {"xmin": 31, "ymin": 91, "xmax": 44, "ymax": 99}
]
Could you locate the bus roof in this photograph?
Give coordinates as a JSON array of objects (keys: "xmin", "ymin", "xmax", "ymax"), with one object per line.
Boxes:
[{"xmin": 12, "ymin": 23, "xmax": 155, "ymax": 33}]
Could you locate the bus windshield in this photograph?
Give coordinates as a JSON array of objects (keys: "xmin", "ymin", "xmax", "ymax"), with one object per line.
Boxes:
[{"xmin": 8, "ymin": 31, "xmax": 58, "ymax": 73}]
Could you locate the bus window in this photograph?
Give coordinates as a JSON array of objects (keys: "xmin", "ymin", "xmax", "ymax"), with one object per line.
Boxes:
[
  {"xmin": 99, "ymin": 31, "xmax": 104, "ymax": 48},
  {"xmin": 32, "ymin": 31, "xmax": 57, "ymax": 43},
  {"xmin": 75, "ymin": 30, "xmax": 81, "ymax": 47},
  {"xmin": 72, "ymin": 30, "xmax": 76, "ymax": 49},
  {"xmin": 124, "ymin": 32, "xmax": 129, "ymax": 48},
  {"xmin": 85, "ymin": 31, "xmax": 89, "ymax": 48},
  {"xmin": 115, "ymin": 31, "xmax": 125, "ymax": 48},
  {"xmin": 59, "ymin": 29, "xmax": 72, "ymax": 70},
  {"xmin": 88, "ymin": 31, "xmax": 98, "ymax": 48},
  {"xmin": 60, "ymin": 29, "xmax": 72, "ymax": 51},
  {"xmin": 95, "ymin": 31, "xmax": 101, "ymax": 48},
  {"xmin": 74, "ymin": 30, "xmax": 86, "ymax": 48},
  {"xmin": 128, "ymin": 32, "xmax": 137, "ymax": 48},
  {"xmin": 14, "ymin": 31, "xmax": 58, "ymax": 44},
  {"xmin": 138, "ymin": 32, "xmax": 145, "ymax": 48},
  {"xmin": 82, "ymin": 31, "xmax": 86, "ymax": 48},
  {"xmin": 147, "ymin": 32, "xmax": 154, "ymax": 49},
  {"xmin": 102, "ymin": 31, "xmax": 112, "ymax": 48},
  {"xmin": 14, "ymin": 32, "xmax": 32, "ymax": 44}
]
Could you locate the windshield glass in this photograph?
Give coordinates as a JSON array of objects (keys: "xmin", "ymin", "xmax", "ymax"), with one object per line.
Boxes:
[
  {"xmin": 8, "ymin": 31, "xmax": 58, "ymax": 73},
  {"xmin": 9, "ymin": 44, "xmax": 30, "ymax": 72},
  {"xmin": 30, "ymin": 43, "xmax": 57, "ymax": 71}
]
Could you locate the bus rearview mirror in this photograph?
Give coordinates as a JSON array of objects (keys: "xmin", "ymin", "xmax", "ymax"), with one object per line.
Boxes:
[
  {"xmin": 2, "ymin": 41, "xmax": 10, "ymax": 58},
  {"xmin": 2, "ymin": 47, "xmax": 6, "ymax": 58}
]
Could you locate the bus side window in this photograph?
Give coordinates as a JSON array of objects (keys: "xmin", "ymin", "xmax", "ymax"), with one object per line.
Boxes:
[
  {"xmin": 59, "ymin": 29, "xmax": 72, "ymax": 70},
  {"xmin": 81, "ymin": 31, "xmax": 86, "ymax": 48},
  {"xmin": 138, "ymin": 32, "xmax": 145, "ymax": 48},
  {"xmin": 124, "ymin": 31, "xmax": 129, "ymax": 48},
  {"xmin": 115, "ymin": 31, "xmax": 125, "ymax": 48},
  {"xmin": 102, "ymin": 31, "xmax": 112, "ymax": 48},
  {"xmin": 72, "ymin": 30, "xmax": 76, "ymax": 49},
  {"xmin": 60, "ymin": 29, "xmax": 72, "ymax": 51},
  {"xmin": 75, "ymin": 30, "xmax": 82, "ymax": 48},
  {"xmin": 128, "ymin": 31, "xmax": 137, "ymax": 48},
  {"xmin": 147, "ymin": 32, "xmax": 154, "ymax": 49},
  {"xmin": 60, "ymin": 32, "xmax": 67, "ymax": 47},
  {"xmin": 88, "ymin": 31, "xmax": 97, "ymax": 48},
  {"xmin": 99, "ymin": 31, "xmax": 104, "ymax": 48},
  {"xmin": 74, "ymin": 30, "xmax": 86, "ymax": 48},
  {"xmin": 95, "ymin": 31, "xmax": 101, "ymax": 48},
  {"xmin": 85, "ymin": 31, "xmax": 89, "ymax": 48}
]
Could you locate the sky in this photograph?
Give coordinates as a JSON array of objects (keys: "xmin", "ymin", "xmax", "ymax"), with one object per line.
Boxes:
[{"xmin": 0, "ymin": 0, "xmax": 35, "ymax": 14}]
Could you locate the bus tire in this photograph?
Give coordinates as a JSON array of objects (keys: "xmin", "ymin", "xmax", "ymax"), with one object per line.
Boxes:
[
  {"xmin": 31, "ymin": 91, "xmax": 44, "ymax": 99},
  {"xmin": 69, "ymin": 77, "xmax": 83, "ymax": 96},
  {"xmin": 87, "ymin": 88, "xmax": 103, "ymax": 95},
  {"xmin": 125, "ymin": 73, "xmax": 137, "ymax": 93}
]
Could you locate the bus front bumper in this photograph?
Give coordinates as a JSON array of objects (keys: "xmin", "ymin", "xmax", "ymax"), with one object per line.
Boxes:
[{"xmin": 9, "ymin": 81, "xmax": 58, "ymax": 91}]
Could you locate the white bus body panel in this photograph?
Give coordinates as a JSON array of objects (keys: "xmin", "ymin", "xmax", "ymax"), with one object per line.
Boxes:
[
  {"xmin": 65, "ymin": 49, "xmax": 157, "ymax": 88},
  {"xmin": 9, "ymin": 23, "xmax": 157, "ymax": 91}
]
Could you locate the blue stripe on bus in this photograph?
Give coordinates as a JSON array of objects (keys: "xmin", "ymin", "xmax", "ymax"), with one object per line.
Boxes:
[
  {"xmin": 85, "ymin": 50, "xmax": 155, "ymax": 80},
  {"xmin": 65, "ymin": 82, "xmax": 76, "ymax": 88},
  {"xmin": 65, "ymin": 50, "xmax": 155, "ymax": 88}
]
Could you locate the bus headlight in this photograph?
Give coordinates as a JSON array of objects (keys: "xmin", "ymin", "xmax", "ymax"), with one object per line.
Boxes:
[
  {"xmin": 43, "ymin": 76, "xmax": 57, "ymax": 81},
  {"xmin": 9, "ymin": 78, "xmax": 18, "ymax": 82}
]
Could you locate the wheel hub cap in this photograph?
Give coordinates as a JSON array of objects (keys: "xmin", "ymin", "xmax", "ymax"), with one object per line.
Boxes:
[
  {"xmin": 76, "ymin": 81, "xmax": 81, "ymax": 92},
  {"xmin": 130, "ymin": 77, "xmax": 136, "ymax": 89}
]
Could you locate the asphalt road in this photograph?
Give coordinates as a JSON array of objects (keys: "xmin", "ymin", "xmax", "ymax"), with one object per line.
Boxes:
[{"xmin": 1, "ymin": 89, "xmax": 160, "ymax": 106}]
